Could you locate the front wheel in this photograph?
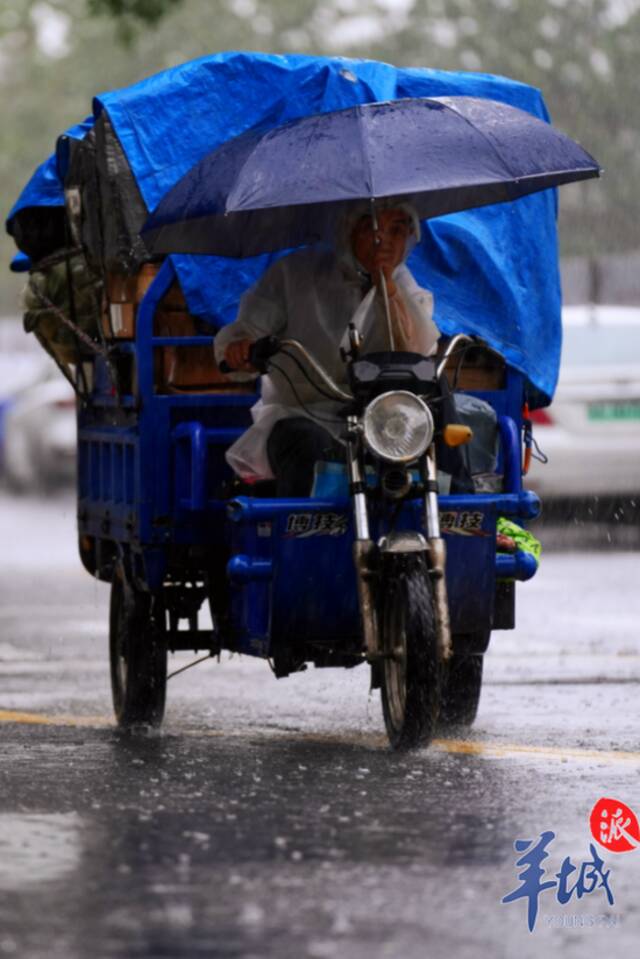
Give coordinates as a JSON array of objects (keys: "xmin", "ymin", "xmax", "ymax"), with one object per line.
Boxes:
[
  {"xmin": 109, "ymin": 567, "xmax": 167, "ymax": 727},
  {"xmin": 439, "ymin": 654, "xmax": 484, "ymax": 729},
  {"xmin": 379, "ymin": 553, "xmax": 442, "ymax": 750}
]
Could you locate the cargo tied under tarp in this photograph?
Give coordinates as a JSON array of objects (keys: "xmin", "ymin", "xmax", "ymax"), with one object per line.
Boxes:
[
  {"xmin": 6, "ymin": 51, "xmax": 566, "ymax": 404},
  {"xmin": 23, "ymin": 247, "xmax": 103, "ymax": 372}
]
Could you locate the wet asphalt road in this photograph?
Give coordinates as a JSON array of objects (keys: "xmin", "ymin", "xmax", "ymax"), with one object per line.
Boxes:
[{"xmin": 0, "ymin": 493, "xmax": 639, "ymax": 959}]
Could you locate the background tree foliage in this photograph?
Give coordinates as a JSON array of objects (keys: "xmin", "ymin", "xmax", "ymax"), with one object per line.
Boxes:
[
  {"xmin": 1, "ymin": 0, "xmax": 638, "ymax": 311},
  {"xmin": 89, "ymin": 0, "xmax": 179, "ymax": 18},
  {"xmin": 87, "ymin": 0, "xmax": 181, "ymax": 42}
]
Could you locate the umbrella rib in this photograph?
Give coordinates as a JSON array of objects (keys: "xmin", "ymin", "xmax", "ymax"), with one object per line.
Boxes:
[
  {"xmin": 224, "ymin": 139, "xmax": 258, "ymax": 216},
  {"xmin": 432, "ymin": 97, "xmax": 523, "ymax": 181},
  {"xmin": 355, "ymin": 101, "xmax": 376, "ymax": 199}
]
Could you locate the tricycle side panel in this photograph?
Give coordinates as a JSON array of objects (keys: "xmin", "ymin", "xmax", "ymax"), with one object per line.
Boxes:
[
  {"xmin": 77, "ymin": 260, "xmax": 256, "ymax": 588},
  {"xmin": 225, "ymin": 489, "xmax": 538, "ymax": 655}
]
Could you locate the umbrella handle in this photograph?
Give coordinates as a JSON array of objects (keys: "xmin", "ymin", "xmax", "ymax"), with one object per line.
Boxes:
[
  {"xmin": 378, "ymin": 269, "xmax": 395, "ymax": 351},
  {"xmin": 370, "ymin": 202, "xmax": 395, "ymax": 350}
]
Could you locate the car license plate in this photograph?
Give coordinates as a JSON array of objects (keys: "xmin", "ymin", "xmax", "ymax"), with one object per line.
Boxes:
[{"xmin": 588, "ymin": 400, "xmax": 640, "ymax": 421}]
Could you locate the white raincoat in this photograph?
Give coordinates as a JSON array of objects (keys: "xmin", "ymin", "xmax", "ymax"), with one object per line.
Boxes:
[{"xmin": 214, "ymin": 208, "xmax": 439, "ymax": 481}]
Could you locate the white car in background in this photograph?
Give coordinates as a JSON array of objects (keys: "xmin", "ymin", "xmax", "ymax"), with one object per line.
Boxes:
[
  {"xmin": 526, "ymin": 305, "xmax": 640, "ymax": 499},
  {"xmin": 0, "ymin": 355, "xmax": 76, "ymax": 493}
]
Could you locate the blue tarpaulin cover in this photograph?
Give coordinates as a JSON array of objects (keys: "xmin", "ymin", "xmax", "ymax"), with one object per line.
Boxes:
[
  {"xmin": 6, "ymin": 52, "xmax": 565, "ymax": 403},
  {"xmin": 6, "ymin": 118, "xmax": 94, "ymax": 226}
]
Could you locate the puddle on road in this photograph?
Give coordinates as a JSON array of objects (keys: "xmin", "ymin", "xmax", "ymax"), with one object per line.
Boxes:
[{"xmin": 0, "ymin": 813, "xmax": 83, "ymax": 888}]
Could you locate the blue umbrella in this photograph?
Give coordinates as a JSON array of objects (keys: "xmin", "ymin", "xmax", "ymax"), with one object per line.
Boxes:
[{"xmin": 142, "ymin": 96, "xmax": 600, "ymax": 258}]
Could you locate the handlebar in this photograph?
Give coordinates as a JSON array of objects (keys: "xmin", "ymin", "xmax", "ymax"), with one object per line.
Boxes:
[
  {"xmin": 279, "ymin": 339, "xmax": 354, "ymax": 402},
  {"xmin": 436, "ymin": 333, "xmax": 508, "ymax": 379},
  {"xmin": 222, "ymin": 332, "xmax": 501, "ymax": 401},
  {"xmin": 220, "ymin": 335, "xmax": 353, "ymax": 403},
  {"xmin": 436, "ymin": 334, "xmax": 476, "ymax": 380}
]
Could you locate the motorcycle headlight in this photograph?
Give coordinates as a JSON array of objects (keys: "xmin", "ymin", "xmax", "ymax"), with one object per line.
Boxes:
[{"xmin": 362, "ymin": 391, "xmax": 434, "ymax": 464}]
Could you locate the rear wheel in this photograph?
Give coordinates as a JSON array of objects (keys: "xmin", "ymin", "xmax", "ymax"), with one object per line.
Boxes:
[
  {"xmin": 109, "ymin": 567, "xmax": 167, "ymax": 727},
  {"xmin": 380, "ymin": 553, "xmax": 441, "ymax": 750},
  {"xmin": 439, "ymin": 654, "xmax": 483, "ymax": 729}
]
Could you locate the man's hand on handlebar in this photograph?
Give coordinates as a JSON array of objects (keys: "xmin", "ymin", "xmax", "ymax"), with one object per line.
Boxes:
[
  {"xmin": 224, "ymin": 338, "xmax": 257, "ymax": 373},
  {"xmin": 221, "ymin": 335, "xmax": 282, "ymax": 373}
]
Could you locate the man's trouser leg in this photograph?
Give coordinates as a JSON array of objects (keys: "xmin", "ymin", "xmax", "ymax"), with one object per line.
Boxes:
[{"xmin": 267, "ymin": 417, "xmax": 342, "ymax": 497}]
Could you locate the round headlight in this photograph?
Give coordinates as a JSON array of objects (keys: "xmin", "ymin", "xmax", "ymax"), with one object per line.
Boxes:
[{"xmin": 362, "ymin": 391, "xmax": 434, "ymax": 464}]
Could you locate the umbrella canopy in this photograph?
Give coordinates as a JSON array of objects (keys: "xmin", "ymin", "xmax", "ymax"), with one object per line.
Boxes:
[{"xmin": 142, "ymin": 95, "xmax": 600, "ymax": 258}]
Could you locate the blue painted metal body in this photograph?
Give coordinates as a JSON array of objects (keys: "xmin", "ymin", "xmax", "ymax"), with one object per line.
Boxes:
[
  {"xmin": 77, "ymin": 259, "xmax": 540, "ymax": 659},
  {"xmin": 77, "ymin": 259, "xmax": 255, "ymax": 587}
]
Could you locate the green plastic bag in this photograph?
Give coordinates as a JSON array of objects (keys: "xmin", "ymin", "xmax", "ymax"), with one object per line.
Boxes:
[{"xmin": 497, "ymin": 517, "xmax": 542, "ymax": 563}]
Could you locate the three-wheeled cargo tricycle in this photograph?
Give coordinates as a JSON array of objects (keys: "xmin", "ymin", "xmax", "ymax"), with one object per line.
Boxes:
[
  {"xmin": 6, "ymin": 52, "xmax": 599, "ymax": 749},
  {"xmin": 90, "ymin": 277, "xmax": 540, "ymax": 750}
]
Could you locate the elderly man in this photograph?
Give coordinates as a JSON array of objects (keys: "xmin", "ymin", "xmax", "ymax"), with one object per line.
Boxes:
[{"xmin": 214, "ymin": 204, "xmax": 440, "ymax": 496}]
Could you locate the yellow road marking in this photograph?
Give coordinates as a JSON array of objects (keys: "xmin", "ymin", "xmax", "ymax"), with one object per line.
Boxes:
[
  {"xmin": 431, "ymin": 738, "xmax": 640, "ymax": 764},
  {"xmin": 287, "ymin": 730, "xmax": 640, "ymax": 763},
  {"xmin": 1, "ymin": 708, "xmax": 639, "ymax": 764},
  {"xmin": 0, "ymin": 709, "xmax": 110, "ymax": 728}
]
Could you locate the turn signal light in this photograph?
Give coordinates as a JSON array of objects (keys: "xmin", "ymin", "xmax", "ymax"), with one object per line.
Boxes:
[{"xmin": 443, "ymin": 424, "xmax": 473, "ymax": 447}]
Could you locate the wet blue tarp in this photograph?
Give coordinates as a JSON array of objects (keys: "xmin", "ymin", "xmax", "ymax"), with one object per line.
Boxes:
[
  {"xmin": 10, "ymin": 252, "xmax": 31, "ymax": 273},
  {"xmin": 6, "ymin": 118, "xmax": 94, "ymax": 228},
  {"xmin": 6, "ymin": 53, "xmax": 566, "ymax": 402}
]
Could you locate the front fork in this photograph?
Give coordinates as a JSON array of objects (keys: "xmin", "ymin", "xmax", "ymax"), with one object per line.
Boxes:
[
  {"xmin": 423, "ymin": 447, "xmax": 453, "ymax": 662},
  {"xmin": 347, "ymin": 418, "xmax": 452, "ymax": 663},
  {"xmin": 346, "ymin": 417, "xmax": 379, "ymax": 661}
]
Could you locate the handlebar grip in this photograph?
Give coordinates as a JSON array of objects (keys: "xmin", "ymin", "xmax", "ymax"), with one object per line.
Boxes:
[
  {"xmin": 249, "ymin": 335, "xmax": 281, "ymax": 372},
  {"xmin": 219, "ymin": 335, "xmax": 281, "ymax": 374}
]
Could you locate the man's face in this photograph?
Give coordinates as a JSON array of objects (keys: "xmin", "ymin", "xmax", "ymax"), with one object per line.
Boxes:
[{"xmin": 350, "ymin": 208, "xmax": 412, "ymax": 276}]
